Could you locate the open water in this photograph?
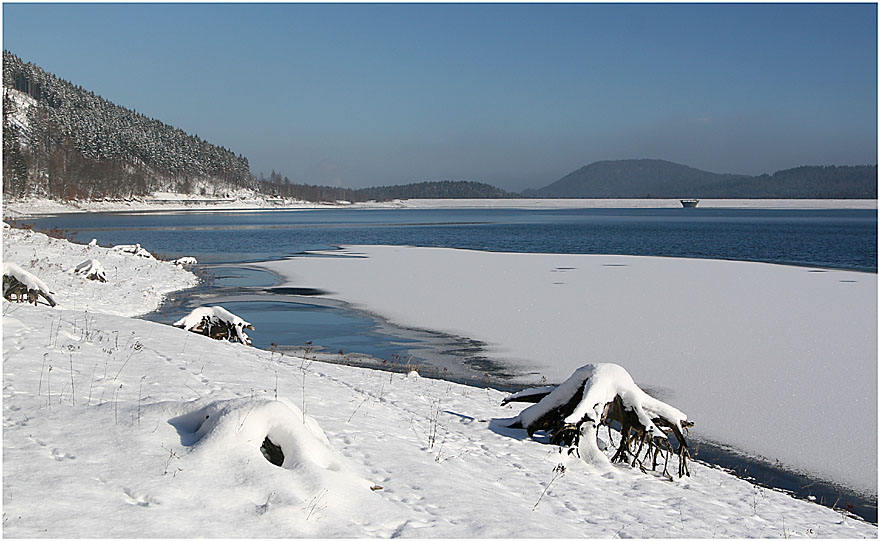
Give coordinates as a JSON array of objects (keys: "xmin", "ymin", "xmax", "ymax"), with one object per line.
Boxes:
[
  {"xmin": 25, "ymin": 206, "xmax": 878, "ymax": 521},
  {"xmin": 27, "ymin": 207, "xmax": 878, "ymax": 270}
]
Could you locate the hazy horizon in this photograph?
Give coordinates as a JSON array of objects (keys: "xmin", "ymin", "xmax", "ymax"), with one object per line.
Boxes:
[{"xmin": 3, "ymin": 3, "xmax": 877, "ymax": 191}]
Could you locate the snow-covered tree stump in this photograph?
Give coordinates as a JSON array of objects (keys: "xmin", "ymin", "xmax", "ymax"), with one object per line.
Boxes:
[
  {"xmin": 504, "ymin": 363, "xmax": 693, "ymax": 478},
  {"xmin": 173, "ymin": 306, "xmax": 254, "ymax": 345},
  {"xmin": 72, "ymin": 259, "xmax": 108, "ymax": 282},
  {"xmin": 2, "ymin": 263, "xmax": 57, "ymax": 307}
]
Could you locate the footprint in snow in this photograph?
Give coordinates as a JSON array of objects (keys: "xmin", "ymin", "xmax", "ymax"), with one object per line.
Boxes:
[
  {"xmin": 51, "ymin": 448, "xmax": 75, "ymax": 461},
  {"xmin": 122, "ymin": 487, "xmax": 159, "ymax": 507}
]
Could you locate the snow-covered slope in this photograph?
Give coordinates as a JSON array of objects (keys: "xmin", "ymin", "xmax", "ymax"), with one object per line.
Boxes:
[
  {"xmin": 2, "ymin": 225, "xmax": 197, "ymax": 316},
  {"xmin": 4, "ymin": 88, "xmax": 36, "ymax": 140},
  {"xmin": 3, "ymin": 230, "xmax": 876, "ymax": 536},
  {"xmin": 256, "ymin": 245, "xmax": 878, "ymax": 498}
]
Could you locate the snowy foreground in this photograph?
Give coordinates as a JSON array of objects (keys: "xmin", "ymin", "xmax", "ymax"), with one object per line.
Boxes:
[
  {"xmin": 257, "ymin": 246, "xmax": 878, "ymax": 499},
  {"xmin": 3, "ymin": 230, "xmax": 877, "ymax": 537}
]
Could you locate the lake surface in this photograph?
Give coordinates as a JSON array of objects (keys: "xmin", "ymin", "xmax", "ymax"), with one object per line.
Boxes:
[
  {"xmin": 24, "ymin": 206, "xmax": 878, "ymax": 521},
  {"xmin": 27, "ymin": 207, "xmax": 878, "ymax": 270},
  {"xmin": 27, "ymin": 206, "xmax": 878, "ymax": 380}
]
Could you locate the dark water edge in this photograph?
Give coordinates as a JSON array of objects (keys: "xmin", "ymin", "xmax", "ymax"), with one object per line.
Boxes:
[
  {"xmin": 146, "ymin": 265, "xmax": 877, "ymax": 525},
  {"xmin": 691, "ymin": 442, "xmax": 876, "ymax": 524}
]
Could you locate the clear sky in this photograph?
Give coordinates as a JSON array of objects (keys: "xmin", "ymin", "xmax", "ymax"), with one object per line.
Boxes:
[{"xmin": 2, "ymin": 3, "xmax": 877, "ymax": 191}]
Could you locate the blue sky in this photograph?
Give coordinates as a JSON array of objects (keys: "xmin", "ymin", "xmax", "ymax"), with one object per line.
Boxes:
[{"xmin": 3, "ymin": 3, "xmax": 877, "ymax": 190}]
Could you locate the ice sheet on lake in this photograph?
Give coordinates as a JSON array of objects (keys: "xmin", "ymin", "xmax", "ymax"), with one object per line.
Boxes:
[{"xmin": 257, "ymin": 245, "xmax": 878, "ymax": 497}]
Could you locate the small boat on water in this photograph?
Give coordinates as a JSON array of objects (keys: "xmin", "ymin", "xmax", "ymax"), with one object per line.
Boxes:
[{"xmin": 680, "ymin": 199, "xmax": 700, "ymax": 208}]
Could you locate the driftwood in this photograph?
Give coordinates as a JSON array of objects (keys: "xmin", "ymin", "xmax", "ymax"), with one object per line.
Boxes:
[
  {"xmin": 3, "ymin": 263, "xmax": 57, "ymax": 307},
  {"xmin": 505, "ymin": 363, "xmax": 693, "ymax": 478}
]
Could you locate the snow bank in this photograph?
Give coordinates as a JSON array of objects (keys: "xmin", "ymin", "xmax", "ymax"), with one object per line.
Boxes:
[
  {"xmin": 4, "ymin": 303, "xmax": 876, "ymax": 537},
  {"xmin": 256, "ymin": 245, "xmax": 878, "ymax": 497},
  {"xmin": 2, "ymin": 225, "xmax": 197, "ymax": 317},
  {"xmin": 1, "ymin": 191, "xmax": 347, "ymax": 218}
]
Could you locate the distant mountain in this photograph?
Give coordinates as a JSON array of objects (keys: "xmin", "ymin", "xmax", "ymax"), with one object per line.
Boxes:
[{"xmin": 524, "ymin": 159, "xmax": 877, "ymax": 199}]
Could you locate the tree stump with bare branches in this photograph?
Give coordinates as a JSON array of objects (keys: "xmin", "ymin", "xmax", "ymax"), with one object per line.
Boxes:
[{"xmin": 504, "ymin": 363, "xmax": 693, "ymax": 478}]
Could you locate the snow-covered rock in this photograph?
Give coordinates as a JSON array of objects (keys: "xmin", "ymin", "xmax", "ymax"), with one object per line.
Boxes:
[
  {"xmin": 71, "ymin": 259, "xmax": 107, "ymax": 282},
  {"xmin": 173, "ymin": 305, "xmax": 254, "ymax": 345}
]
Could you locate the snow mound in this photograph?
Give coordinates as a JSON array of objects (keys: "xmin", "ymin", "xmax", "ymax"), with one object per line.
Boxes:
[
  {"xmin": 173, "ymin": 305, "xmax": 254, "ymax": 345},
  {"xmin": 71, "ymin": 259, "xmax": 107, "ymax": 282},
  {"xmin": 111, "ymin": 243, "xmax": 154, "ymax": 258},
  {"xmin": 168, "ymin": 398, "xmax": 373, "ymax": 515},
  {"xmin": 3, "ymin": 262, "xmax": 57, "ymax": 306}
]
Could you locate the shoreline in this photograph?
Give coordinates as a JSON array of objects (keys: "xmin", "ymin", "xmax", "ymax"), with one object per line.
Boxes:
[{"xmin": 3, "ymin": 195, "xmax": 876, "ymax": 219}]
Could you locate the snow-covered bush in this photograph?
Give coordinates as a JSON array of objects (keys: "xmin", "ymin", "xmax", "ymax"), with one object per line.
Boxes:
[
  {"xmin": 3, "ymin": 262, "xmax": 57, "ymax": 307},
  {"xmin": 173, "ymin": 306, "xmax": 254, "ymax": 345},
  {"xmin": 504, "ymin": 363, "xmax": 693, "ymax": 478},
  {"xmin": 111, "ymin": 243, "xmax": 154, "ymax": 259},
  {"xmin": 71, "ymin": 259, "xmax": 107, "ymax": 282}
]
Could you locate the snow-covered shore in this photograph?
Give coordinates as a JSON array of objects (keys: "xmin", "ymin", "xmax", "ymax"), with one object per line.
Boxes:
[
  {"xmin": 3, "ymin": 227, "xmax": 877, "ymax": 536},
  {"xmin": 2, "ymin": 226, "xmax": 198, "ymax": 317},
  {"xmin": 256, "ymin": 246, "xmax": 878, "ymax": 498},
  {"xmin": 1, "ymin": 191, "xmax": 344, "ymax": 219},
  {"xmin": 2, "ymin": 193, "xmax": 876, "ymax": 218}
]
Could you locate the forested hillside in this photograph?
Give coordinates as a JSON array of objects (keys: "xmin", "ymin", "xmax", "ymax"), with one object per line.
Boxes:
[
  {"xmin": 2, "ymin": 51, "xmax": 253, "ymax": 200},
  {"xmin": 258, "ymin": 173, "xmax": 517, "ymax": 202}
]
